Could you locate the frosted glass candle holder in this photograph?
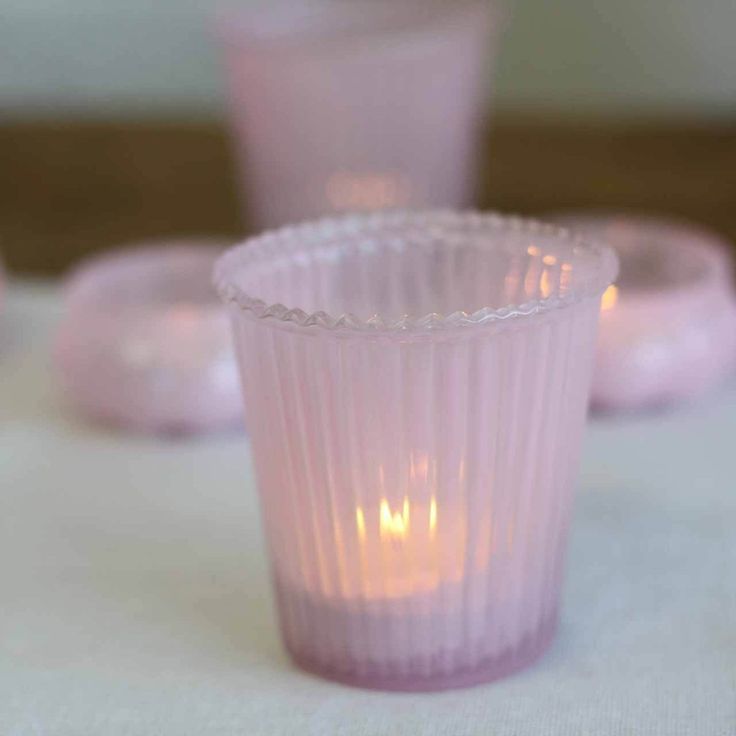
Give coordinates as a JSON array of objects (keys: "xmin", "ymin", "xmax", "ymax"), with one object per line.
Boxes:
[
  {"xmin": 214, "ymin": 211, "xmax": 617, "ymax": 691},
  {"xmin": 55, "ymin": 243, "xmax": 243, "ymax": 435},
  {"xmin": 553, "ymin": 214, "xmax": 736, "ymax": 412},
  {"xmin": 217, "ymin": 0, "xmax": 499, "ymax": 230}
]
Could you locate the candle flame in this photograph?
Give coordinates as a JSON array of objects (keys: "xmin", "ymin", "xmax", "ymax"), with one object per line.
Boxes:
[
  {"xmin": 527, "ymin": 245, "xmax": 540, "ymax": 257},
  {"xmin": 356, "ymin": 494, "xmax": 438, "ymax": 544},
  {"xmin": 540, "ymin": 270, "xmax": 553, "ymax": 298},
  {"xmin": 542, "ymin": 254, "xmax": 557, "ymax": 266},
  {"xmin": 380, "ymin": 498, "xmax": 409, "ymax": 539},
  {"xmin": 355, "ymin": 506, "xmax": 366, "ymax": 543},
  {"xmin": 601, "ymin": 284, "xmax": 619, "ymax": 311}
]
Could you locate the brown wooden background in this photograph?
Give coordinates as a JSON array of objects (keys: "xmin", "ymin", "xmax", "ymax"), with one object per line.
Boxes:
[{"xmin": 2, "ymin": 116, "xmax": 735, "ymax": 275}]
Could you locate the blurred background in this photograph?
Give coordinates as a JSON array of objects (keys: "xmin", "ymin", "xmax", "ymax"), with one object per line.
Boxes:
[{"xmin": 1, "ymin": 0, "xmax": 735, "ymax": 274}]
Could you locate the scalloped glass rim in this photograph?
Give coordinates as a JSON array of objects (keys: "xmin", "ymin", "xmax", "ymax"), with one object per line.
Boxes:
[{"xmin": 213, "ymin": 210, "xmax": 619, "ymax": 333}]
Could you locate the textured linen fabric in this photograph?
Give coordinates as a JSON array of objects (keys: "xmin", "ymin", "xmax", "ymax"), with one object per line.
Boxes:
[{"xmin": 1, "ymin": 283, "xmax": 735, "ymax": 735}]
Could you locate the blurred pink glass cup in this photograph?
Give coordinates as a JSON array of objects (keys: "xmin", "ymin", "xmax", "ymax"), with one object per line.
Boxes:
[
  {"xmin": 217, "ymin": 0, "xmax": 500, "ymax": 230},
  {"xmin": 55, "ymin": 242, "xmax": 243, "ymax": 435},
  {"xmin": 214, "ymin": 211, "xmax": 617, "ymax": 691},
  {"xmin": 552, "ymin": 213, "xmax": 736, "ymax": 412}
]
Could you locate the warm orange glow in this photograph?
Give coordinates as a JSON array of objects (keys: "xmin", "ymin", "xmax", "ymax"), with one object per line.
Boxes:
[
  {"xmin": 355, "ymin": 507, "xmax": 366, "ymax": 543},
  {"xmin": 380, "ymin": 498, "xmax": 410, "ymax": 539},
  {"xmin": 356, "ymin": 494, "xmax": 440, "ymax": 544},
  {"xmin": 540, "ymin": 270, "xmax": 553, "ymax": 298},
  {"xmin": 601, "ymin": 284, "xmax": 619, "ymax": 311},
  {"xmin": 527, "ymin": 245, "xmax": 541, "ymax": 257},
  {"xmin": 326, "ymin": 171, "xmax": 411, "ymax": 210},
  {"xmin": 542, "ymin": 254, "xmax": 557, "ymax": 266},
  {"xmin": 350, "ymin": 492, "xmax": 466, "ymax": 596}
]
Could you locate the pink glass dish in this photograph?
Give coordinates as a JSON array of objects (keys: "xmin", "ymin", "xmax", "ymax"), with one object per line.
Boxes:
[
  {"xmin": 217, "ymin": 0, "xmax": 500, "ymax": 230},
  {"xmin": 55, "ymin": 243, "xmax": 243, "ymax": 435},
  {"xmin": 553, "ymin": 214, "xmax": 736, "ymax": 412},
  {"xmin": 215, "ymin": 211, "xmax": 617, "ymax": 691}
]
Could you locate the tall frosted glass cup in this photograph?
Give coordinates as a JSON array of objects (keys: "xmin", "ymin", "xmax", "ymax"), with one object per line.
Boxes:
[{"xmin": 218, "ymin": 1, "xmax": 500, "ymax": 229}]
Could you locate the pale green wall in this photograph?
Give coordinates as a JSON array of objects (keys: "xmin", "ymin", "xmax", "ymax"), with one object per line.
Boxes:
[{"xmin": 2, "ymin": 0, "xmax": 735, "ymax": 119}]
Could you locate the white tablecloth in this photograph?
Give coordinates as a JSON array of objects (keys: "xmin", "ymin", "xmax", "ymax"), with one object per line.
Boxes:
[{"xmin": 2, "ymin": 282, "xmax": 735, "ymax": 735}]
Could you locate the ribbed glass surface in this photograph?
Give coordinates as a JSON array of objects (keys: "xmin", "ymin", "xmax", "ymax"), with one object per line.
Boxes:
[{"xmin": 215, "ymin": 211, "xmax": 616, "ymax": 690}]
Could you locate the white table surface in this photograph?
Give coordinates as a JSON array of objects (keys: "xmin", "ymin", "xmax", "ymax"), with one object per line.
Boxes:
[{"xmin": 1, "ymin": 282, "xmax": 735, "ymax": 735}]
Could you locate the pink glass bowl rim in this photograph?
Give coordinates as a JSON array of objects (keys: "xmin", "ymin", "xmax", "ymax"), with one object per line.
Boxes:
[
  {"xmin": 549, "ymin": 212, "xmax": 735, "ymax": 306},
  {"xmin": 213, "ymin": 210, "xmax": 619, "ymax": 333},
  {"xmin": 64, "ymin": 241, "xmax": 226, "ymax": 315}
]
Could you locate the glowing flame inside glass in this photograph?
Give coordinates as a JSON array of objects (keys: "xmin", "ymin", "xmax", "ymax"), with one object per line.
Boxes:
[
  {"xmin": 540, "ymin": 270, "xmax": 553, "ymax": 298},
  {"xmin": 326, "ymin": 171, "xmax": 413, "ymax": 211},
  {"xmin": 356, "ymin": 495, "xmax": 439, "ymax": 545},
  {"xmin": 601, "ymin": 284, "xmax": 619, "ymax": 311},
  {"xmin": 346, "ymin": 451, "xmax": 462, "ymax": 599}
]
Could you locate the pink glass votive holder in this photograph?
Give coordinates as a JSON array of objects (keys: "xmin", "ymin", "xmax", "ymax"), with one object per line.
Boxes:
[
  {"xmin": 214, "ymin": 211, "xmax": 617, "ymax": 691},
  {"xmin": 217, "ymin": 0, "xmax": 500, "ymax": 230},
  {"xmin": 553, "ymin": 214, "xmax": 736, "ymax": 412},
  {"xmin": 55, "ymin": 243, "xmax": 243, "ymax": 435}
]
